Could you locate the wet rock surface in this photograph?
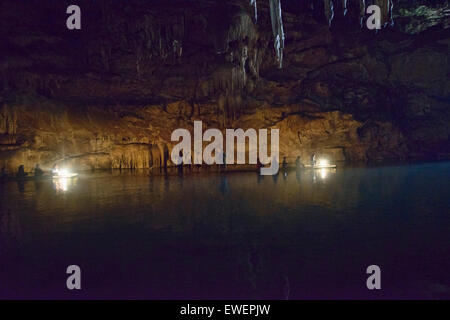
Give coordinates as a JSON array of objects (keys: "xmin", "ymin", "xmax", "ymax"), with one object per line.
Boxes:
[{"xmin": 0, "ymin": 0, "xmax": 449, "ymax": 174}]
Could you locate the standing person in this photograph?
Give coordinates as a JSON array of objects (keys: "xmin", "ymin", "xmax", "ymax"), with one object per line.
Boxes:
[
  {"xmin": 282, "ymin": 157, "xmax": 288, "ymax": 171},
  {"xmin": 16, "ymin": 165, "xmax": 27, "ymax": 180},
  {"xmin": 257, "ymin": 158, "xmax": 263, "ymax": 170},
  {"xmin": 295, "ymin": 156, "xmax": 303, "ymax": 169},
  {"xmin": 311, "ymin": 153, "xmax": 316, "ymax": 166},
  {"xmin": 52, "ymin": 163, "xmax": 59, "ymax": 176},
  {"xmin": 222, "ymin": 150, "xmax": 227, "ymax": 172},
  {"xmin": 34, "ymin": 164, "xmax": 44, "ymax": 179},
  {"xmin": 186, "ymin": 150, "xmax": 192, "ymax": 171},
  {"xmin": 282, "ymin": 157, "xmax": 289, "ymax": 180}
]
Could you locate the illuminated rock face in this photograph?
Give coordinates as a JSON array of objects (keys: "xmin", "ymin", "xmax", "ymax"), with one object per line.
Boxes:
[
  {"xmin": 0, "ymin": 101, "xmax": 405, "ymax": 173},
  {"xmin": 0, "ymin": 0, "xmax": 448, "ymax": 174}
]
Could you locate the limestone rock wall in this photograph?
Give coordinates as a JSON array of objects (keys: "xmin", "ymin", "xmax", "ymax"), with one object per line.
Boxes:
[
  {"xmin": 0, "ymin": 98, "xmax": 405, "ymax": 174},
  {"xmin": 0, "ymin": 0, "xmax": 448, "ymax": 174}
]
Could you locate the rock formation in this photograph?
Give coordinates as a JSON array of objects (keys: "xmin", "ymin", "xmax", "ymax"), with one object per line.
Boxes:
[{"xmin": 0, "ymin": 0, "xmax": 448, "ymax": 174}]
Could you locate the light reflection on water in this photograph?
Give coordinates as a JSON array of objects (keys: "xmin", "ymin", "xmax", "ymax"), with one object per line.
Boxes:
[
  {"xmin": 0, "ymin": 163, "xmax": 449, "ymax": 299},
  {"xmin": 52, "ymin": 177, "xmax": 78, "ymax": 192}
]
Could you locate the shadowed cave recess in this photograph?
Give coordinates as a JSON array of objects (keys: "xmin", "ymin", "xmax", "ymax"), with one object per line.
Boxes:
[{"xmin": 0, "ymin": 0, "xmax": 449, "ymax": 173}]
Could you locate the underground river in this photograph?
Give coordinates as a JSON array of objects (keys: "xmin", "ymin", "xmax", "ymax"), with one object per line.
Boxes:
[{"xmin": 0, "ymin": 162, "xmax": 449, "ymax": 299}]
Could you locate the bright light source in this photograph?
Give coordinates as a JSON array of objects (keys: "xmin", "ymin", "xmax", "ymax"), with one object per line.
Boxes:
[
  {"xmin": 318, "ymin": 159, "xmax": 329, "ymax": 166},
  {"xmin": 53, "ymin": 168, "xmax": 77, "ymax": 178}
]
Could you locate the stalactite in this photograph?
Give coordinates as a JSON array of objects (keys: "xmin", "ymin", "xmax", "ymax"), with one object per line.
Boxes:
[
  {"xmin": 0, "ymin": 104, "xmax": 17, "ymax": 135},
  {"xmin": 136, "ymin": 45, "xmax": 142, "ymax": 79},
  {"xmin": 250, "ymin": 0, "xmax": 258, "ymax": 22},
  {"xmin": 260, "ymin": 0, "xmax": 399, "ymax": 69},
  {"xmin": 269, "ymin": 0, "xmax": 285, "ymax": 68},
  {"xmin": 241, "ymin": 45, "xmax": 248, "ymax": 83},
  {"xmin": 248, "ymin": 47, "xmax": 260, "ymax": 78},
  {"xmin": 324, "ymin": 0, "xmax": 335, "ymax": 27},
  {"xmin": 360, "ymin": 0, "xmax": 366, "ymax": 28},
  {"xmin": 129, "ymin": 13, "xmax": 185, "ymax": 64},
  {"xmin": 172, "ymin": 40, "xmax": 182, "ymax": 62},
  {"xmin": 357, "ymin": 0, "xmax": 394, "ymax": 29},
  {"xmin": 388, "ymin": 0, "xmax": 394, "ymax": 26},
  {"xmin": 374, "ymin": 0, "xmax": 394, "ymax": 28},
  {"xmin": 99, "ymin": 40, "xmax": 111, "ymax": 71}
]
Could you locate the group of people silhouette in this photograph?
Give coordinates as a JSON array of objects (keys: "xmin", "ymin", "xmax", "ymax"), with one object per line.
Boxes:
[{"xmin": 3, "ymin": 153, "xmax": 319, "ymax": 183}]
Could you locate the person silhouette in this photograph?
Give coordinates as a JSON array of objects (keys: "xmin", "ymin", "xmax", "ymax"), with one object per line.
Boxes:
[
  {"xmin": 52, "ymin": 164, "xmax": 59, "ymax": 176},
  {"xmin": 311, "ymin": 153, "xmax": 316, "ymax": 166},
  {"xmin": 34, "ymin": 164, "xmax": 44, "ymax": 179},
  {"xmin": 295, "ymin": 156, "xmax": 303, "ymax": 169},
  {"xmin": 222, "ymin": 150, "xmax": 227, "ymax": 171},
  {"xmin": 16, "ymin": 165, "xmax": 27, "ymax": 180},
  {"xmin": 282, "ymin": 157, "xmax": 288, "ymax": 171}
]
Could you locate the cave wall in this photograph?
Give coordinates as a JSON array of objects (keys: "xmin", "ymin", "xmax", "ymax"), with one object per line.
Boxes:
[{"xmin": 0, "ymin": 0, "xmax": 449, "ymax": 173}]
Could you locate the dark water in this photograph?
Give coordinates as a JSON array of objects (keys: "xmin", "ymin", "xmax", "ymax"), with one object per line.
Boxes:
[{"xmin": 0, "ymin": 162, "xmax": 449, "ymax": 299}]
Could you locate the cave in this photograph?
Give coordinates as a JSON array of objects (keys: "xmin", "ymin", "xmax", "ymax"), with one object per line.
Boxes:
[{"xmin": 0, "ymin": 0, "xmax": 449, "ymax": 301}]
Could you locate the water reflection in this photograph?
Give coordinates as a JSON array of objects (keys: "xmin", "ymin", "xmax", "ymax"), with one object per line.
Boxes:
[
  {"xmin": 0, "ymin": 162, "xmax": 449, "ymax": 299},
  {"xmin": 16, "ymin": 180, "xmax": 25, "ymax": 193},
  {"xmin": 313, "ymin": 168, "xmax": 336, "ymax": 181},
  {"xmin": 0, "ymin": 206, "xmax": 23, "ymax": 244},
  {"xmin": 52, "ymin": 177, "xmax": 78, "ymax": 192},
  {"xmin": 272, "ymin": 172, "xmax": 279, "ymax": 184},
  {"xmin": 219, "ymin": 175, "xmax": 230, "ymax": 195}
]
